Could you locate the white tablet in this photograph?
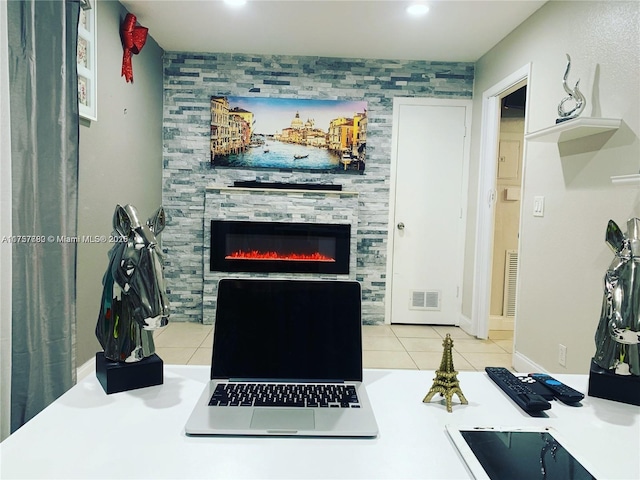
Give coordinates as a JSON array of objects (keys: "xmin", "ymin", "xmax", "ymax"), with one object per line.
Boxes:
[{"xmin": 445, "ymin": 425, "xmax": 601, "ymax": 480}]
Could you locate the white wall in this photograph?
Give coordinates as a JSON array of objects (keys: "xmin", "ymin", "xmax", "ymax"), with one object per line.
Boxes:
[
  {"xmin": 77, "ymin": 0, "xmax": 164, "ymax": 365},
  {"xmin": 464, "ymin": 0, "xmax": 640, "ymax": 373}
]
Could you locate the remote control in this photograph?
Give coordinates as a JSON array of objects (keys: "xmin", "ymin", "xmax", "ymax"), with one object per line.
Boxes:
[
  {"xmin": 528, "ymin": 373, "xmax": 584, "ymax": 404},
  {"xmin": 485, "ymin": 367, "xmax": 551, "ymax": 414},
  {"xmin": 517, "ymin": 375, "xmax": 555, "ymax": 400}
]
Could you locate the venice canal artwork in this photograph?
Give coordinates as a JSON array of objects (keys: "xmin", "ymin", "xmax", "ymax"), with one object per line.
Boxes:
[{"xmin": 211, "ymin": 96, "xmax": 367, "ymax": 172}]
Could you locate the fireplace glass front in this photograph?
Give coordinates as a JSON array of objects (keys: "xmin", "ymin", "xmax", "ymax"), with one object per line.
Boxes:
[{"xmin": 210, "ymin": 220, "xmax": 350, "ymax": 274}]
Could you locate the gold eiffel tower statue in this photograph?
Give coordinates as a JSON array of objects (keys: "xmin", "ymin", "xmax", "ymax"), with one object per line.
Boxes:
[{"xmin": 423, "ymin": 333, "xmax": 468, "ymax": 412}]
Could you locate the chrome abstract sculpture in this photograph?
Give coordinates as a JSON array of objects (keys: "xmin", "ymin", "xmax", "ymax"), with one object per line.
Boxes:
[
  {"xmin": 593, "ymin": 218, "xmax": 640, "ymax": 376},
  {"xmin": 556, "ymin": 54, "xmax": 586, "ymax": 123},
  {"xmin": 95, "ymin": 205, "xmax": 170, "ymax": 362}
]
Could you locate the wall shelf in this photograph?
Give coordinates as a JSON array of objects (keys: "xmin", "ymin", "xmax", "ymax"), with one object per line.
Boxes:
[
  {"xmin": 611, "ymin": 174, "xmax": 640, "ymax": 187},
  {"xmin": 525, "ymin": 117, "xmax": 621, "ymax": 144},
  {"xmin": 526, "ymin": 118, "xmax": 636, "ymax": 186}
]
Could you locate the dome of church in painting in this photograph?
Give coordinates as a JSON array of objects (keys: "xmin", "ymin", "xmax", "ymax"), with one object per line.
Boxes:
[{"xmin": 290, "ymin": 111, "xmax": 304, "ymax": 130}]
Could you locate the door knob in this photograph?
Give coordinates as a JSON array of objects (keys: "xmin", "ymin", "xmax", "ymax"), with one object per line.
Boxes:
[{"xmin": 397, "ymin": 222, "xmax": 405, "ymax": 230}]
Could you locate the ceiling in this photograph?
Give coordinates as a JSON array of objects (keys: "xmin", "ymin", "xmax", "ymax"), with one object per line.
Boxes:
[{"xmin": 118, "ymin": 0, "xmax": 547, "ymax": 62}]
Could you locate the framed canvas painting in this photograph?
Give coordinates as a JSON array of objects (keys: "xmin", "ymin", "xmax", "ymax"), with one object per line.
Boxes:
[{"xmin": 211, "ymin": 96, "xmax": 367, "ymax": 173}]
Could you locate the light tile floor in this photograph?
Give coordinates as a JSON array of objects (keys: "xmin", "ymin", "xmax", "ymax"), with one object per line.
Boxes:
[{"xmin": 154, "ymin": 322, "xmax": 514, "ymax": 371}]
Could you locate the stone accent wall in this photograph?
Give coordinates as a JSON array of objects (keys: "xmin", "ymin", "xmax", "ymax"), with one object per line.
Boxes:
[
  {"xmin": 203, "ymin": 186, "xmax": 359, "ymax": 325},
  {"xmin": 162, "ymin": 52, "xmax": 473, "ymax": 324}
]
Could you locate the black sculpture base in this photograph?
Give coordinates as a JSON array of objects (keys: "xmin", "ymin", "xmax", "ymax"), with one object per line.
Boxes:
[
  {"xmin": 96, "ymin": 352, "xmax": 163, "ymax": 394},
  {"xmin": 588, "ymin": 359, "xmax": 640, "ymax": 406}
]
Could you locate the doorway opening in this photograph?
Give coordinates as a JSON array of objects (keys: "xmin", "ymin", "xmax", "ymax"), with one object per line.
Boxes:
[
  {"xmin": 471, "ymin": 64, "xmax": 530, "ymax": 340},
  {"xmin": 489, "ymin": 86, "xmax": 526, "ymax": 331}
]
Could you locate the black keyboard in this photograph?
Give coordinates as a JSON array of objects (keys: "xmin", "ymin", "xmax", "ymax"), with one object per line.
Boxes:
[
  {"xmin": 208, "ymin": 382, "xmax": 361, "ymax": 408},
  {"xmin": 485, "ymin": 367, "xmax": 551, "ymax": 414}
]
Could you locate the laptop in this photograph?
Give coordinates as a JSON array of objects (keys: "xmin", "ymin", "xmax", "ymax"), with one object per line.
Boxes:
[{"xmin": 184, "ymin": 278, "xmax": 378, "ymax": 437}]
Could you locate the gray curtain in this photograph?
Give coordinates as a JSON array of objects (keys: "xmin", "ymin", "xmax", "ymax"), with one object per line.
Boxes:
[{"xmin": 7, "ymin": 0, "xmax": 80, "ymax": 432}]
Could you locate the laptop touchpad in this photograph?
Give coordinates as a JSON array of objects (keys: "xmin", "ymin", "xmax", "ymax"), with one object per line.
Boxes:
[{"xmin": 250, "ymin": 409, "xmax": 315, "ymax": 431}]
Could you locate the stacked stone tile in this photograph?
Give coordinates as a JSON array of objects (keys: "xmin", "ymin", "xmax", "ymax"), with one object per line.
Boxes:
[
  {"xmin": 163, "ymin": 52, "xmax": 473, "ymax": 324},
  {"xmin": 203, "ymin": 186, "xmax": 359, "ymax": 324}
]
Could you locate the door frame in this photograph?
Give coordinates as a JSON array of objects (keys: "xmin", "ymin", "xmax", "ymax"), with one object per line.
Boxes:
[
  {"xmin": 385, "ymin": 97, "xmax": 473, "ymax": 325},
  {"xmin": 471, "ymin": 64, "xmax": 531, "ymax": 339}
]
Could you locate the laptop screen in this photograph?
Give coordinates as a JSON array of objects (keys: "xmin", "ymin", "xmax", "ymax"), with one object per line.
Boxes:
[{"xmin": 211, "ymin": 279, "xmax": 363, "ymax": 382}]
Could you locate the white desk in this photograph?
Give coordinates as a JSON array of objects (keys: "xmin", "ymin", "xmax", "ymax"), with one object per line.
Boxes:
[{"xmin": 1, "ymin": 366, "xmax": 638, "ymax": 479}]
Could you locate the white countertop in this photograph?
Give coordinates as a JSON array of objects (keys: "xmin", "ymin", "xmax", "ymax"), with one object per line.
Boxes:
[{"xmin": 1, "ymin": 366, "xmax": 638, "ymax": 479}]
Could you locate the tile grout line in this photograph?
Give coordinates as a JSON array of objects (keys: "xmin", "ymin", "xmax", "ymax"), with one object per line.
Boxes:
[
  {"xmin": 453, "ymin": 350, "xmax": 480, "ymax": 372},
  {"xmin": 395, "ymin": 327, "xmax": 420, "ymax": 370},
  {"xmin": 185, "ymin": 348, "xmax": 198, "ymax": 366},
  {"xmin": 393, "ymin": 325, "xmax": 425, "ymax": 370}
]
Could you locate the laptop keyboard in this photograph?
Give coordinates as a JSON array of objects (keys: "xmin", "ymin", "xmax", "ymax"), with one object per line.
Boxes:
[{"xmin": 208, "ymin": 382, "xmax": 361, "ymax": 408}]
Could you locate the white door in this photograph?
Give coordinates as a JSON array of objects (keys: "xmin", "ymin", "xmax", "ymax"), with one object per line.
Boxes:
[{"xmin": 388, "ymin": 99, "xmax": 471, "ymax": 325}]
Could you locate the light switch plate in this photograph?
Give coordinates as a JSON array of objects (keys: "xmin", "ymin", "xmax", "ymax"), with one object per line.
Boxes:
[{"xmin": 533, "ymin": 196, "xmax": 545, "ymax": 217}]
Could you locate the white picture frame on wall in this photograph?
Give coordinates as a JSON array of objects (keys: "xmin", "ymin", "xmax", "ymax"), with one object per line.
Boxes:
[{"xmin": 77, "ymin": 1, "xmax": 97, "ymax": 121}]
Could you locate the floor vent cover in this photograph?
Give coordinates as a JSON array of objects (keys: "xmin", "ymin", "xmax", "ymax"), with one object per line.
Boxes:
[
  {"xmin": 503, "ymin": 250, "xmax": 518, "ymax": 317},
  {"xmin": 410, "ymin": 290, "xmax": 441, "ymax": 311}
]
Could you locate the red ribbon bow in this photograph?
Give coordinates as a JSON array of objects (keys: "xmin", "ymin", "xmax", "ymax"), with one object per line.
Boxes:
[{"xmin": 121, "ymin": 13, "xmax": 148, "ymax": 83}]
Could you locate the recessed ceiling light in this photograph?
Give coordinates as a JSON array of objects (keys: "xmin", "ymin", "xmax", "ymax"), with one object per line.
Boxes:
[
  {"xmin": 407, "ymin": 3, "xmax": 429, "ymax": 16},
  {"xmin": 224, "ymin": 0, "xmax": 247, "ymax": 7}
]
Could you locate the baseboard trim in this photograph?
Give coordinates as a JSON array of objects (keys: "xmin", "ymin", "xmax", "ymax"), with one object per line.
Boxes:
[
  {"xmin": 77, "ymin": 356, "xmax": 96, "ymax": 382},
  {"xmin": 512, "ymin": 350, "xmax": 548, "ymax": 374},
  {"xmin": 489, "ymin": 315, "xmax": 514, "ymax": 331}
]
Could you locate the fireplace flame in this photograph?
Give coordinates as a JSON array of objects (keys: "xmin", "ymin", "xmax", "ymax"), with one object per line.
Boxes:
[{"xmin": 226, "ymin": 250, "xmax": 336, "ymax": 262}]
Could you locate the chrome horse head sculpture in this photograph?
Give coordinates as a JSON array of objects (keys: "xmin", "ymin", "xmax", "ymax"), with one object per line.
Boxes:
[
  {"xmin": 96, "ymin": 205, "xmax": 170, "ymax": 362},
  {"xmin": 594, "ymin": 218, "xmax": 640, "ymax": 376}
]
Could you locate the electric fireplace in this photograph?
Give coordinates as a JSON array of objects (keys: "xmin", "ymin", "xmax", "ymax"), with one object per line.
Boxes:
[{"xmin": 210, "ymin": 220, "xmax": 350, "ymax": 274}]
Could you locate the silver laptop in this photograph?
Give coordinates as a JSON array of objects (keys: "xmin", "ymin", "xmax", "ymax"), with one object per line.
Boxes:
[{"xmin": 185, "ymin": 278, "xmax": 378, "ymax": 437}]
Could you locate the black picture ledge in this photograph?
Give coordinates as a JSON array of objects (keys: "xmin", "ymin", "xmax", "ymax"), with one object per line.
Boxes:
[{"xmin": 232, "ymin": 181, "xmax": 342, "ymax": 191}]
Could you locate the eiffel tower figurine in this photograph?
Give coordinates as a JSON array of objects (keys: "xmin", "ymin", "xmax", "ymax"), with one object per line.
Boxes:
[{"xmin": 423, "ymin": 333, "xmax": 468, "ymax": 412}]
